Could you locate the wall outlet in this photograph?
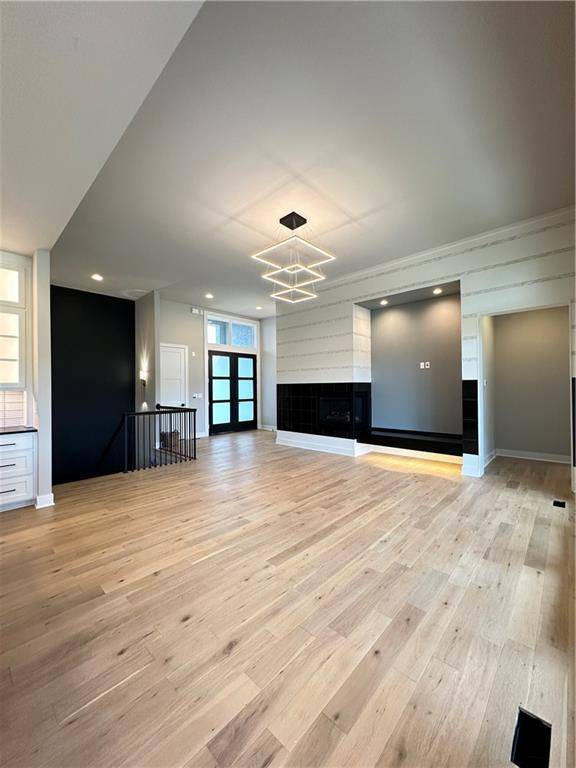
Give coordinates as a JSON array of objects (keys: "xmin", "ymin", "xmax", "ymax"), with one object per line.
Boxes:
[{"xmin": 420, "ymin": 362, "xmax": 425, "ymax": 369}]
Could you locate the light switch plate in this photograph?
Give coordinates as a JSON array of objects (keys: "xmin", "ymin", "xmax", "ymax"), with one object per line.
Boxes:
[{"xmin": 425, "ymin": 362, "xmax": 430, "ymax": 368}]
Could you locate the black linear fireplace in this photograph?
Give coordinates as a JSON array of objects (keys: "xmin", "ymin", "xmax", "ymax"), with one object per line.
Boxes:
[
  {"xmin": 319, "ymin": 396, "xmax": 351, "ymax": 426},
  {"xmin": 277, "ymin": 383, "xmax": 370, "ymax": 439}
]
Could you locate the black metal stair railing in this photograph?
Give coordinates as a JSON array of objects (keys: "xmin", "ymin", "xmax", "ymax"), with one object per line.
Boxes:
[{"xmin": 123, "ymin": 404, "xmax": 197, "ymax": 472}]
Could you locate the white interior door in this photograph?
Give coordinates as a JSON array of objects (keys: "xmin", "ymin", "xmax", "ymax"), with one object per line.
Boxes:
[{"xmin": 160, "ymin": 344, "xmax": 188, "ymax": 407}]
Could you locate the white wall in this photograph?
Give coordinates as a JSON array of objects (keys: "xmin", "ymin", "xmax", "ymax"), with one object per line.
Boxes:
[
  {"xmin": 276, "ymin": 207, "xmax": 575, "ymax": 479},
  {"xmin": 159, "ymin": 299, "xmax": 206, "ymax": 435},
  {"xmin": 260, "ymin": 316, "xmax": 277, "ymax": 429},
  {"xmin": 493, "ymin": 307, "xmax": 570, "ymax": 460},
  {"xmin": 353, "ymin": 304, "xmax": 371, "ymax": 382},
  {"xmin": 32, "ymin": 249, "xmax": 53, "ymax": 507},
  {"xmin": 480, "ymin": 314, "xmax": 495, "ymax": 466}
]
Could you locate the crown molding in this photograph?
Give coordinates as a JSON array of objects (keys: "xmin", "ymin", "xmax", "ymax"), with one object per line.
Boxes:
[{"xmin": 321, "ymin": 206, "xmax": 575, "ymax": 293}]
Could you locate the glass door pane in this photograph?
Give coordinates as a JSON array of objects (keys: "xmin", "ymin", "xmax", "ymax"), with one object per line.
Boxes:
[
  {"xmin": 212, "ymin": 379, "xmax": 230, "ymax": 401},
  {"xmin": 212, "ymin": 354, "xmax": 230, "ymax": 376},
  {"xmin": 238, "ymin": 401, "xmax": 254, "ymax": 421},
  {"xmin": 212, "ymin": 402, "xmax": 231, "ymax": 424},
  {"xmin": 238, "ymin": 356, "xmax": 253, "ymax": 378},
  {"xmin": 238, "ymin": 379, "xmax": 253, "ymax": 399}
]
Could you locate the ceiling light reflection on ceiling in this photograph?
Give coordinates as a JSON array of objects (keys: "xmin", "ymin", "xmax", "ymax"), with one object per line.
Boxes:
[
  {"xmin": 91, "ymin": 273, "xmax": 103, "ymax": 281},
  {"xmin": 250, "ymin": 213, "xmax": 334, "ymax": 303},
  {"xmin": 433, "ymin": 287, "xmax": 443, "ymax": 295},
  {"xmin": 380, "ymin": 299, "xmax": 389, "ymax": 306},
  {"xmin": 255, "ymin": 306, "xmax": 262, "ymax": 310},
  {"xmin": 205, "ymin": 293, "xmax": 214, "ymax": 299}
]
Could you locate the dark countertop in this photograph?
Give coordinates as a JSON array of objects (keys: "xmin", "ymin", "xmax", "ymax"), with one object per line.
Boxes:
[{"xmin": 0, "ymin": 426, "xmax": 38, "ymax": 435}]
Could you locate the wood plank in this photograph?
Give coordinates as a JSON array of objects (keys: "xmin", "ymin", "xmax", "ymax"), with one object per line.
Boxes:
[{"xmin": 323, "ymin": 604, "xmax": 424, "ymax": 733}]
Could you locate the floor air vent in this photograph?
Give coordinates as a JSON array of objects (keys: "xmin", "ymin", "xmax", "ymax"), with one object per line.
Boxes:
[
  {"xmin": 511, "ymin": 708, "xmax": 551, "ymax": 768},
  {"xmin": 552, "ymin": 500, "xmax": 566, "ymax": 508}
]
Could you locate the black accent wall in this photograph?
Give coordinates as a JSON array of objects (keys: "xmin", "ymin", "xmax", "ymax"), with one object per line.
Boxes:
[{"xmin": 51, "ymin": 286, "xmax": 135, "ymax": 484}]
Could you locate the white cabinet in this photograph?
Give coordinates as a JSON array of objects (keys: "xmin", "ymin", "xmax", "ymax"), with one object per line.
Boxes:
[{"xmin": 0, "ymin": 431, "xmax": 36, "ymax": 510}]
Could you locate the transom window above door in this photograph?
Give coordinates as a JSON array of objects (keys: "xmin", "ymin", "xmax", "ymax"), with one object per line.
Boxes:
[{"xmin": 206, "ymin": 315, "xmax": 257, "ymax": 350}]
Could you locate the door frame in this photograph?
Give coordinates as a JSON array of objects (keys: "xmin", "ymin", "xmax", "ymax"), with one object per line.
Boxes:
[
  {"xmin": 203, "ymin": 311, "xmax": 261, "ymax": 434},
  {"xmin": 159, "ymin": 343, "xmax": 189, "ymax": 407},
  {"xmin": 208, "ymin": 350, "xmax": 257, "ymax": 435}
]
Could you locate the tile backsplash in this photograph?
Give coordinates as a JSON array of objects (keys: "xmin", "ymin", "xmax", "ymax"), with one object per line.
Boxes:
[{"xmin": 0, "ymin": 390, "xmax": 26, "ymax": 428}]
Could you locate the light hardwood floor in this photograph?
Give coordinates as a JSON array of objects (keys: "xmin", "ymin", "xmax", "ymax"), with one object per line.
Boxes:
[{"xmin": 0, "ymin": 431, "xmax": 574, "ymax": 768}]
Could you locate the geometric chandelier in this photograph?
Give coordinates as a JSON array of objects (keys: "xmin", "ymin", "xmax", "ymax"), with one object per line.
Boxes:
[{"xmin": 250, "ymin": 212, "xmax": 335, "ymax": 303}]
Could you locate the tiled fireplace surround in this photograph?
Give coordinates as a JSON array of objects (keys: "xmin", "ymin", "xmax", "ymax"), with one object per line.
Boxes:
[{"xmin": 276, "ymin": 381, "xmax": 479, "ymax": 455}]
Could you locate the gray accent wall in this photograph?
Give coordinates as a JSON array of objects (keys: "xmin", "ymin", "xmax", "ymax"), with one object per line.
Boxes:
[
  {"xmin": 159, "ymin": 299, "xmax": 206, "ymax": 436},
  {"xmin": 135, "ymin": 290, "xmax": 159, "ymax": 411},
  {"xmin": 494, "ymin": 307, "xmax": 570, "ymax": 458},
  {"xmin": 371, "ymin": 294, "xmax": 462, "ymax": 433}
]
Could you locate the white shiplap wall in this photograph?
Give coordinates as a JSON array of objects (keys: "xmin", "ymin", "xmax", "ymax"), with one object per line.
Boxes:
[{"xmin": 276, "ymin": 208, "xmax": 575, "ymax": 480}]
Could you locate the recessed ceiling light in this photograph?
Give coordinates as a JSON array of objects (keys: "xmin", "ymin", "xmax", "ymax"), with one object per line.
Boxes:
[
  {"xmin": 380, "ymin": 299, "xmax": 389, "ymax": 306},
  {"xmin": 205, "ymin": 293, "xmax": 214, "ymax": 299},
  {"xmin": 91, "ymin": 273, "xmax": 103, "ymax": 282},
  {"xmin": 256, "ymin": 306, "xmax": 262, "ymax": 310},
  {"xmin": 433, "ymin": 287, "xmax": 443, "ymax": 295}
]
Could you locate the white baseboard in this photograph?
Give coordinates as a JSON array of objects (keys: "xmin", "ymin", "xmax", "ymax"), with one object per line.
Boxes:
[
  {"xmin": 35, "ymin": 493, "xmax": 55, "ymax": 509},
  {"xmin": 353, "ymin": 443, "xmax": 374, "ymax": 457},
  {"xmin": 1, "ymin": 498, "xmax": 35, "ymax": 512},
  {"xmin": 196, "ymin": 431, "xmax": 208, "ymax": 439},
  {"xmin": 484, "ymin": 450, "xmax": 497, "ymax": 468},
  {"xmin": 259, "ymin": 425, "xmax": 276, "ymax": 432},
  {"xmin": 358, "ymin": 443, "xmax": 462, "ymax": 465},
  {"xmin": 276, "ymin": 430, "xmax": 358, "ymax": 457},
  {"xmin": 495, "ymin": 448, "xmax": 571, "ymax": 464},
  {"xmin": 462, "ymin": 453, "xmax": 484, "ymax": 478},
  {"xmin": 277, "ymin": 431, "xmax": 463, "ymax": 463}
]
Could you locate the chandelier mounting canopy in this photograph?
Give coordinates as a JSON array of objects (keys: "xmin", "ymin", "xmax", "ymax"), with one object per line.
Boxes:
[{"xmin": 279, "ymin": 211, "xmax": 307, "ymax": 230}]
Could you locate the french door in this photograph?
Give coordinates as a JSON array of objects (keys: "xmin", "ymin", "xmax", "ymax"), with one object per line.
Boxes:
[{"xmin": 208, "ymin": 351, "xmax": 257, "ymax": 434}]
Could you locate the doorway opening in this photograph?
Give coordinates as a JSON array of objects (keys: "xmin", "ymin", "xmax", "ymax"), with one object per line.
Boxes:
[{"xmin": 480, "ymin": 306, "xmax": 571, "ymax": 468}]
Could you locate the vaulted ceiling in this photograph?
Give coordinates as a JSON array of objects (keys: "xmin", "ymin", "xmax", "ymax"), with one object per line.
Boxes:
[
  {"xmin": 4, "ymin": 2, "xmax": 574, "ymax": 318},
  {"xmin": 0, "ymin": 1, "xmax": 201, "ymax": 255}
]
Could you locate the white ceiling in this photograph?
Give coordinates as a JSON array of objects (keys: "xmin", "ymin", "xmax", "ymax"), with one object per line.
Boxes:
[
  {"xmin": 0, "ymin": 1, "xmax": 201, "ymax": 255},
  {"xmin": 28, "ymin": 3, "xmax": 576, "ymax": 317}
]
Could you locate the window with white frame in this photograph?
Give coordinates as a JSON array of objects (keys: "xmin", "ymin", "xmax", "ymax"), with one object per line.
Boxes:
[
  {"xmin": 206, "ymin": 315, "xmax": 257, "ymax": 350},
  {"xmin": 0, "ymin": 258, "xmax": 29, "ymax": 426}
]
